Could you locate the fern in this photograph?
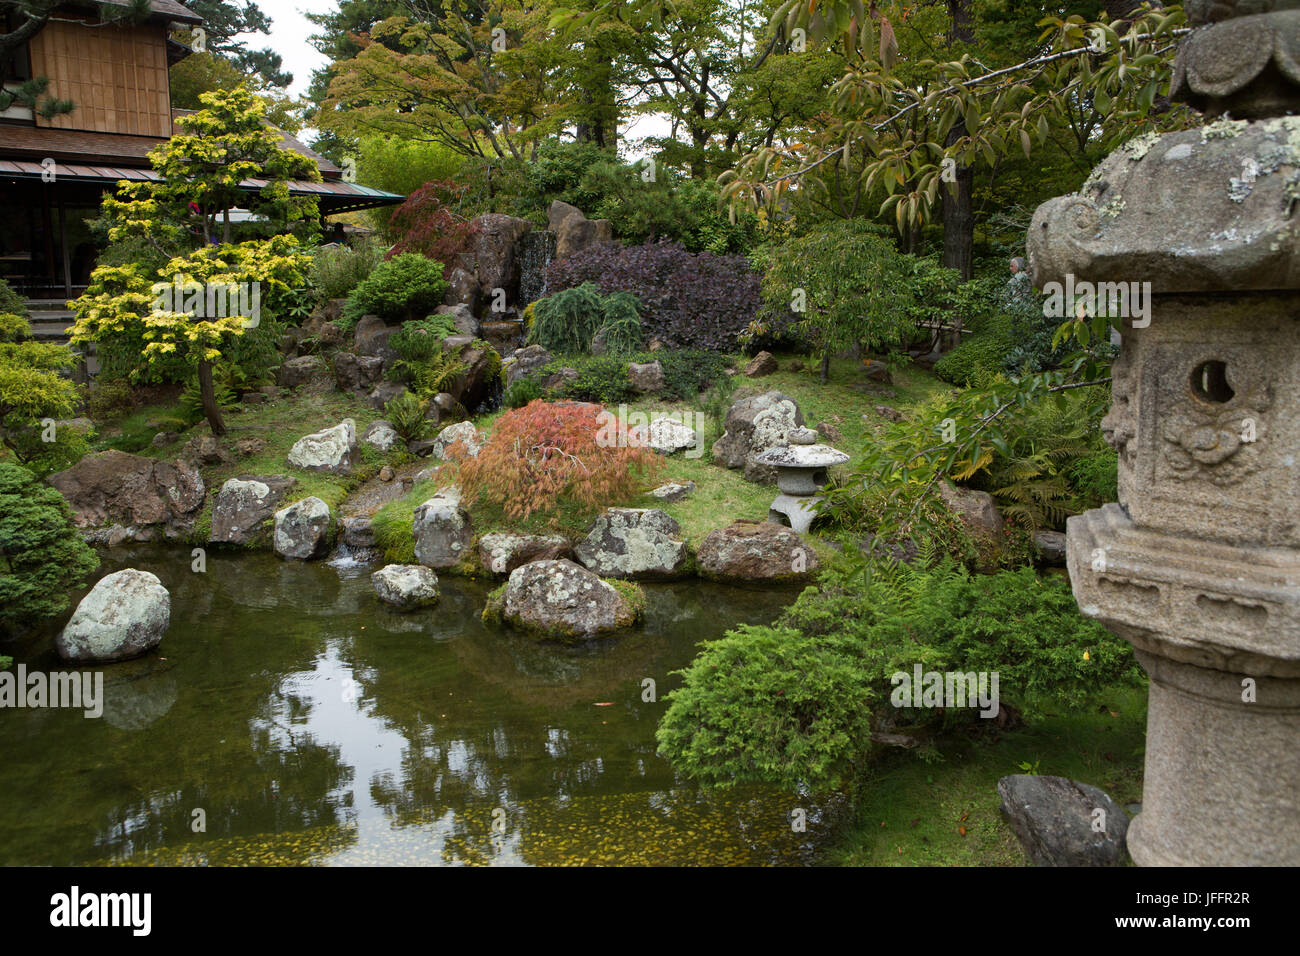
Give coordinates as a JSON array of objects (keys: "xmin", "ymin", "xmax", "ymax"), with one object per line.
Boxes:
[{"xmin": 391, "ymin": 349, "xmax": 467, "ymax": 399}]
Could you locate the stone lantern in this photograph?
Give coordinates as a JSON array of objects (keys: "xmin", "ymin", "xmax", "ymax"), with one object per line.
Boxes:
[{"xmin": 1029, "ymin": 1, "xmax": 1300, "ymax": 866}]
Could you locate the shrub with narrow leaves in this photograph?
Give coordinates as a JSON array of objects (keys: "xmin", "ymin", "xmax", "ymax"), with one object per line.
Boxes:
[
  {"xmin": 545, "ymin": 240, "xmax": 760, "ymax": 351},
  {"xmin": 452, "ymin": 400, "xmax": 661, "ymax": 521}
]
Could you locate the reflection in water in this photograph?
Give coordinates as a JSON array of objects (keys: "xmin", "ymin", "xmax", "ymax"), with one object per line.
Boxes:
[{"xmin": 0, "ymin": 547, "xmax": 841, "ymax": 866}]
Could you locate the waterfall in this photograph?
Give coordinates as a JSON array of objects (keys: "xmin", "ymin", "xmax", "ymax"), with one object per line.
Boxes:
[{"xmin": 518, "ymin": 230, "xmax": 557, "ymax": 307}]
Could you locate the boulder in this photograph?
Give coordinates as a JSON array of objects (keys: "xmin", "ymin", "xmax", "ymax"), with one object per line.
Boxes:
[
  {"xmin": 648, "ymin": 480, "xmax": 695, "ymax": 503},
  {"xmin": 938, "ymin": 481, "xmax": 1005, "ymax": 539},
  {"xmin": 341, "ymin": 515, "xmax": 377, "ymax": 549},
  {"xmin": 372, "ymin": 564, "xmax": 440, "ymax": 611},
  {"xmin": 236, "ymin": 437, "xmax": 267, "ymax": 457},
  {"xmin": 413, "ymin": 495, "xmax": 474, "ymax": 569},
  {"xmin": 498, "ymin": 559, "xmax": 641, "ymax": 639},
  {"xmin": 863, "ymin": 359, "xmax": 893, "ymax": 384},
  {"xmin": 368, "ymin": 383, "xmax": 407, "ymax": 411},
  {"xmin": 441, "ymin": 336, "xmax": 502, "ymax": 412},
  {"xmin": 696, "ymin": 521, "xmax": 820, "ymax": 584},
  {"xmin": 506, "ymin": 344, "xmax": 552, "ymax": 386},
  {"xmin": 243, "ymin": 392, "xmax": 265, "ymax": 405},
  {"xmin": 628, "ymin": 360, "xmax": 665, "ymax": 394},
  {"xmin": 1035, "ymin": 530, "xmax": 1069, "ymax": 566},
  {"xmin": 816, "ymin": 421, "xmax": 845, "ymax": 443},
  {"xmin": 363, "ymin": 419, "xmax": 401, "ymax": 453},
  {"xmin": 430, "ymin": 420, "xmax": 485, "ymax": 460},
  {"xmin": 354, "ymin": 315, "xmax": 395, "ymax": 357},
  {"xmin": 542, "ymin": 367, "xmax": 580, "ymax": 390},
  {"xmin": 745, "ymin": 351, "xmax": 778, "ymax": 377},
  {"xmin": 997, "ymin": 775, "xmax": 1130, "ymax": 867},
  {"xmin": 711, "ymin": 391, "xmax": 805, "ymax": 483},
  {"xmin": 287, "ymin": 419, "xmax": 358, "ymax": 475},
  {"xmin": 277, "ymin": 354, "xmax": 325, "ymax": 389},
  {"xmin": 435, "ymin": 303, "xmax": 480, "ymax": 337},
  {"xmin": 56, "ymin": 569, "xmax": 170, "ymax": 663},
  {"xmin": 471, "ymin": 213, "xmax": 532, "ymax": 305},
  {"xmin": 181, "ymin": 434, "xmax": 230, "ymax": 466},
  {"xmin": 874, "ymin": 404, "xmax": 906, "ymax": 424},
  {"xmin": 480, "ymin": 320, "xmax": 523, "ymax": 354},
  {"xmin": 48, "ymin": 450, "xmax": 205, "ymax": 542},
  {"xmin": 273, "ymin": 496, "xmax": 333, "ymax": 560},
  {"xmin": 630, "ymin": 417, "xmax": 698, "ymax": 456},
  {"xmin": 334, "ymin": 352, "xmax": 385, "ymax": 392},
  {"xmin": 478, "ymin": 532, "xmax": 573, "ymax": 576},
  {"xmin": 210, "ymin": 475, "xmax": 296, "ymax": 545},
  {"xmin": 151, "ymin": 431, "xmax": 178, "ymax": 448},
  {"xmin": 549, "ymin": 201, "xmax": 613, "ymax": 259},
  {"xmin": 442, "ymin": 266, "xmax": 481, "ymax": 313},
  {"xmin": 574, "ymin": 508, "xmax": 689, "ymax": 580}
]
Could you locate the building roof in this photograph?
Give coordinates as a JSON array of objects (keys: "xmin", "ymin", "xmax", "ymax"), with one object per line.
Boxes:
[
  {"xmin": 96, "ymin": 0, "xmax": 204, "ymax": 25},
  {"xmin": 0, "ymin": 158, "xmax": 404, "ymax": 213}
]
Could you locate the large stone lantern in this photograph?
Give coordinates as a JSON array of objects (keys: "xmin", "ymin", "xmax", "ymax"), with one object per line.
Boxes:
[{"xmin": 1029, "ymin": 1, "xmax": 1300, "ymax": 866}]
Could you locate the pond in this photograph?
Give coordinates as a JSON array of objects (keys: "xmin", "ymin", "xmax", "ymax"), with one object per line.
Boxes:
[{"xmin": 0, "ymin": 546, "xmax": 840, "ymax": 866}]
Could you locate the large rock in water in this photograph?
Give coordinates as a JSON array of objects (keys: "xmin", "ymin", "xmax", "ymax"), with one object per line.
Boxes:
[
  {"xmin": 210, "ymin": 475, "xmax": 296, "ymax": 545},
  {"xmin": 413, "ymin": 495, "xmax": 474, "ymax": 569},
  {"xmin": 498, "ymin": 559, "xmax": 641, "ymax": 639},
  {"xmin": 273, "ymin": 496, "xmax": 333, "ymax": 560},
  {"xmin": 372, "ymin": 564, "xmax": 440, "ymax": 611},
  {"xmin": 696, "ymin": 521, "xmax": 820, "ymax": 584},
  {"xmin": 471, "ymin": 213, "xmax": 532, "ymax": 305},
  {"xmin": 478, "ymin": 533, "xmax": 572, "ymax": 576},
  {"xmin": 56, "ymin": 569, "xmax": 170, "ymax": 663},
  {"xmin": 287, "ymin": 419, "xmax": 358, "ymax": 475},
  {"xmin": 997, "ymin": 775, "xmax": 1130, "ymax": 867},
  {"xmin": 48, "ymin": 450, "xmax": 205, "ymax": 543},
  {"xmin": 711, "ymin": 391, "xmax": 805, "ymax": 484},
  {"xmin": 574, "ymin": 508, "xmax": 689, "ymax": 580}
]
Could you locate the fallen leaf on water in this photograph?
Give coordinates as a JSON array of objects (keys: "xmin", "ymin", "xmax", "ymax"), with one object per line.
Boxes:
[
  {"xmin": 959, "ymin": 826, "xmax": 967, "ymax": 836},
  {"xmin": 594, "ymin": 702, "xmax": 614, "ymax": 707}
]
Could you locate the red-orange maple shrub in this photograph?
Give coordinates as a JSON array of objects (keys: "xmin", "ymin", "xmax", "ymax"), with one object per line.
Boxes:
[{"xmin": 452, "ymin": 400, "xmax": 661, "ymax": 521}]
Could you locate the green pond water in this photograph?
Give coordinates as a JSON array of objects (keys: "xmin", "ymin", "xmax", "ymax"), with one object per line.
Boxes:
[{"xmin": 0, "ymin": 547, "xmax": 839, "ymax": 866}]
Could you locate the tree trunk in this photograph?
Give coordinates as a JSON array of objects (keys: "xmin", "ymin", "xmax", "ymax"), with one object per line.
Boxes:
[
  {"xmin": 819, "ymin": 352, "xmax": 830, "ymax": 384},
  {"xmin": 198, "ymin": 358, "xmax": 226, "ymax": 436},
  {"xmin": 942, "ymin": 0, "xmax": 975, "ymax": 281}
]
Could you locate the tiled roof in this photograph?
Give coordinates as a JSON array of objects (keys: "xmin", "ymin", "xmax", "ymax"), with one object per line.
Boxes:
[
  {"xmin": 0, "ymin": 158, "xmax": 404, "ymax": 212},
  {"xmin": 97, "ymin": 0, "xmax": 204, "ymax": 24}
]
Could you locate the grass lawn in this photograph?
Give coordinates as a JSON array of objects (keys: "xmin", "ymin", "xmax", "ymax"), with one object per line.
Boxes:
[{"xmin": 828, "ymin": 685, "xmax": 1147, "ymax": 866}]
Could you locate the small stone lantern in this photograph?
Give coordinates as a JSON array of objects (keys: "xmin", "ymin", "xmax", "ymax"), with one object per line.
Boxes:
[
  {"xmin": 755, "ymin": 427, "xmax": 849, "ymax": 534},
  {"xmin": 1030, "ymin": 1, "xmax": 1300, "ymax": 865}
]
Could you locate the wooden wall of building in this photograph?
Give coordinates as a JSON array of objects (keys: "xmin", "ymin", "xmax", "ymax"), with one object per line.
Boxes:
[{"xmin": 29, "ymin": 19, "xmax": 171, "ymax": 138}]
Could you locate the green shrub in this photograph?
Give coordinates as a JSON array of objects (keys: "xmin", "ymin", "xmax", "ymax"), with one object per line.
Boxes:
[
  {"xmin": 528, "ymin": 283, "xmax": 606, "ymax": 354},
  {"xmin": 503, "ymin": 375, "xmax": 543, "ymax": 409},
  {"xmin": 0, "ymin": 461, "xmax": 99, "ymax": 630},
  {"xmin": 389, "ymin": 313, "xmax": 458, "ymax": 364},
  {"xmin": 657, "ymin": 350, "xmax": 730, "ymax": 401},
  {"xmin": 310, "ymin": 237, "xmax": 385, "ymax": 302},
  {"xmin": 0, "ymin": 279, "xmax": 28, "ymax": 321},
  {"xmin": 656, "ymin": 556, "xmax": 1143, "ymax": 792},
  {"xmin": 385, "ymin": 391, "xmax": 431, "ymax": 441},
  {"xmin": 595, "ymin": 291, "xmax": 643, "ymax": 355},
  {"xmin": 934, "ymin": 316, "xmax": 1013, "ymax": 387},
  {"xmin": 0, "ymin": 312, "xmax": 29, "ymax": 342},
  {"xmin": 538, "ymin": 349, "xmax": 729, "ymax": 404},
  {"xmin": 345, "ymin": 252, "xmax": 448, "ymax": 323},
  {"xmin": 84, "ymin": 377, "xmax": 135, "ymax": 421}
]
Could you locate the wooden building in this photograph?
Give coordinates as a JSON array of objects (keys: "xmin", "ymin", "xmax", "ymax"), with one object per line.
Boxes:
[{"xmin": 0, "ymin": 0, "xmax": 402, "ymax": 302}]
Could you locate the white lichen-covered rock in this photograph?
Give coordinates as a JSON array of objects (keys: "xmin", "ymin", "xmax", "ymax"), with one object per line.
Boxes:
[
  {"xmin": 574, "ymin": 507, "xmax": 689, "ymax": 580},
  {"xmin": 56, "ymin": 569, "xmax": 170, "ymax": 663},
  {"xmin": 287, "ymin": 419, "xmax": 358, "ymax": 474},
  {"xmin": 711, "ymin": 391, "xmax": 805, "ymax": 484},
  {"xmin": 649, "ymin": 480, "xmax": 695, "ymax": 503},
  {"xmin": 413, "ymin": 495, "xmax": 474, "ymax": 568},
  {"xmin": 497, "ymin": 559, "xmax": 641, "ymax": 639},
  {"xmin": 630, "ymin": 418, "xmax": 699, "ymax": 455},
  {"xmin": 273, "ymin": 496, "xmax": 333, "ymax": 560},
  {"xmin": 477, "ymin": 532, "xmax": 572, "ymax": 576},
  {"xmin": 430, "ymin": 421, "xmax": 486, "ymax": 460},
  {"xmin": 362, "ymin": 419, "xmax": 400, "ymax": 452},
  {"xmin": 209, "ymin": 475, "xmax": 296, "ymax": 545},
  {"xmin": 372, "ymin": 564, "xmax": 440, "ymax": 611}
]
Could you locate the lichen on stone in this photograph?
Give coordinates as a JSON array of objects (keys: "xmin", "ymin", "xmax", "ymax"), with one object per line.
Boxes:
[
  {"xmin": 1101, "ymin": 196, "xmax": 1126, "ymax": 219},
  {"xmin": 1201, "ymin": 117, "xmax": 1248, "ymax": 141},
  {"xmin": 1121, "ymin": 131, "xmax": 1162, "ymax": 161}
]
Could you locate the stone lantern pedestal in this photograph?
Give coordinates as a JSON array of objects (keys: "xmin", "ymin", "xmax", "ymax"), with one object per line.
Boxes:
[
  {"xmin": 754, "ymin": 438, "xmax": 849, "ymax": 535},
  {"xmin": 1030, "ymin": 4, "xmax": 1300, "ymax": 866}
]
